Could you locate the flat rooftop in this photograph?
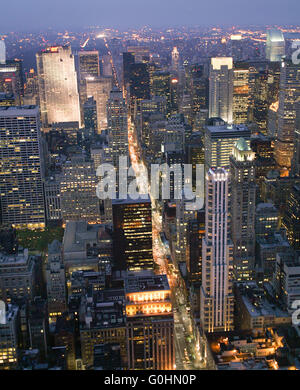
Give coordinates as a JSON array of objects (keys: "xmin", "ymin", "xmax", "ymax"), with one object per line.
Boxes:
[
  {"xmin": 125, "ymin": 271, "xmax": 170, "ymax": 293},
  {"xmin": 0, "ymin": 105, "xmax": 39, "ymax": 116},
  {"xmin": 205, "ymin": 123, "xmax": 251, "ymax": 135},
  {"xmin": 0, "ymin": 248, "xmax": 29, "ymax": 266}
]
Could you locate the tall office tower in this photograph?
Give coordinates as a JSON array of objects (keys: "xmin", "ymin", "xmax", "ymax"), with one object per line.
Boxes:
[
  {"xmin": 129, "ymin": 63, "xmax": 150, "ymax": 102},
  {"xmin": 78, "ymin": 50, "xmax": 100, "ymax": 80},
  {"xmin": 46, "ymin": 240, "xmax": 66, "ymax": 323},
  {"xmin": 28, "ymin": 298, "xmax": 48, "ymax": 360},
  {"xmin": 127, "ymin": 46, "xmax": 150, "ymax": 63},
  {"xmin": 230, "ymin": 35, "xmax": 244, "ymax": 61},
  {"xmin": 122, "ymin": 52, "xmax": 135, "ymax": 90},
  {"xmin": 250, "ymin": 133, "xmax": 276, "ymax": 184},
  {"xmin": 112, "ymin": 198, "xmax": 153, "ymax": 271},
  {"xmin": 230, "ymin": 138, "xmax": 256, "ymax": 281},
  {"xmin": 125, "ymin": 271, "xmax": 174, "ymax": 370},
  {"xmin": 0, "ymin": 304, "xmax": 19, "ymax": 369},
  {"xmin": 293, "ymin": 102, "xmax": 300, "ymax": 177},
  {"xmin": 44, "ymin": 174, "xmax": 62, "ymax": 223},
  {"xmin": 85, "ymin": 76, "xmax": 113, "ymax": 133},
  {"xmin": 107, "ymin": 87, "xmax": 128, "ymax": 167},
  {"xmin": 77, "ymin": 51, "xmax": 100, "ymax": 124},
  {"xmin": 0, "ymin": 40, "xmax": 5, "ymax": 64},
  {"xmin": 23, "ymin": 69, "xmax": 39, "ymax": 105},
  {"xmin": 209, "ymin": 57, "xmax": 233, "ymax": 124},
  {"xmin": 0, "ymin": 248, "xmax": 35, "ymax": 303},
  {"xmin": 200, "ymin": 168, "xmax": 234, "ymax": 333},
  {"xmin": 83, "ymin": 96, "xmax": 97, "ymax": 137},
  {"xmin": 175, "ymin": 198, "xmax": 198, "ymax": 265},
  {"xmin": 190, "ymin": 64, "xmax": 209, "ymax": 115},
  {"xmin": 0, "ymin": 106, "xmax": 45, "ymax": 229},
  {"xmin": 150, "ymin": 71, "xmax": 173, "ymax": 115},
  {"xmin": 266, "ymin": 29, "xmax": 285, "ymax": 62},
  {"xmin": 171, "ymin": 47, "xmax": 180, "ymax": 73},
  {"xmin": 233, "ymin": 65, "xmax": 249, "ymax": 124},
  {"xmin": 282, "ymin": 185, "xmax": 300, "ymax": 250},
  {"xmin": 275, "ymin": 60, "xmax": 300, "ymax": 170},
  {"xmin": 187, "ymin": 210, "xmax": 205, "ymax": 285},
  {"xmin": 0, "ymin": 57, "xmax": 24, "ymax": 105},
  {"xmin": 60, "ymin": 155, "xmax": 100, "ymax": 223},
  {"xmin": 101, "ymin": 55, "xmax": 113, "ymax": 77},
  {"xmin": 204, "ymin": 118, "xmax": 251, "ymax": 170},
  {"xmin": 180, "ymin": 93, "xmax": 193, "ymax": 126},
  {"xmin": 36, "ymin": 45, "xmax": 81, "ymax": 127}
]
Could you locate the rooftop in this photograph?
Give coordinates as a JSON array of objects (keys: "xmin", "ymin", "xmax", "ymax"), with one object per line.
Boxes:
[{"xmin": 125, "ymin": 271, "xmax": 170, "ymax": 293}]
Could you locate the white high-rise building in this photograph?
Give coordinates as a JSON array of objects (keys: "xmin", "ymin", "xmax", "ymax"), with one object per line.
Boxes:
[
  {"xmin": 209, "ymin": 57, "xmax": 233, "ymax": 124},
  {"xmin": 36, "ymin": 45, "xmax": 81, "ymax": 127},
  {"xmin": 200, "ymin": 168, "xmax": 234, "ymax": 333},
  {"xmin": 266, "ymin": 29, "xmax": 285, "ymax": 62},
  {"xmin": 171, "ymin": 47, "xmax": 180, "ymax": 73},
  {"xmin": 0, "ymin": 40, "xmax": 6, "ymax": 64},
  {"xmin": 230, "ymin": 139, "xmax": 256, "ymax": 281}
]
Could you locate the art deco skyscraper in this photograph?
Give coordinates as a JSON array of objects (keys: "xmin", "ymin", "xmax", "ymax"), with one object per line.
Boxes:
[
  {"xmin": 266, "ymin": 29, "xmax": 285, "ymax": 62},
  {"xmin": 200, "ymin": 168, "xmax": 234, "ymax": 333},
  {"xmin": 230, "ymin": 138, "xmax": 256, "ymax": 281},
  {"xmin": 171, "ymin": 47, "xmax": 180, "ymax": 73},
  {"xmin": 36, "ymin": 45, "xmax": 81, "ymax": 127},
  {"xmin": 209, "ymin": 57, "xmax": 233, "ymax": 124},
  {"xmin": 275, "ymin": 60, "xmax": 300, "ymax": 170},
  {"xmin": 0, "ymin": 106, "xmax": 45, "ymax": 229}
]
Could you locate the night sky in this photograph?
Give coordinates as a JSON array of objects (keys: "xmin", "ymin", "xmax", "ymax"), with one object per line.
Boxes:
[{"xmin": 0, "ymin": 0, "xmax": 299, "ymax": 31}]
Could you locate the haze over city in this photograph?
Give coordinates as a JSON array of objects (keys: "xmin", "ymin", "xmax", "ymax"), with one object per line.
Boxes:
[{"xmin": 1, "ymin": 0, "xmax": 300, "ymax": 31}]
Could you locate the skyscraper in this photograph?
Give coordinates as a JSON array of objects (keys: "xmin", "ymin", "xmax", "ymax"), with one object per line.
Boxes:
[
  {"xmin": 209, "ymin": 57, "xmax": 233, "ymax": 124},
  {"xmin": 78, "ymin": 50, "xmax": 100, "ymax": 80},
  {"xmin": 204, "ymin": 118, "xmax": 251, "ymax": 170},
  {"xmin": 200, "ymin": 168, "xmax": 234, "ymax": 333},
  {"xmin": 233, "ymin": 65, "xmax": 249, "ymax": 124},
  {"xmin": 230, "ymin": 138, "xmax": 256, "ymax": 281},
  {"xmin": 36, "ymin": 45, "xmax": 81, "ymax": 127},
  {"xmin": 85, "ymin": 76, "xmax": 113, "ymax": 133},
  {"xmin": 46, "ymin": 240, "xmax": 66, "ymax": 323},
  {"xmin": 0, "ymin": 40, "xmax": 5, "ymax": 64},
  {"xmin": 125, "ymin": 271, "xmax": 174, "ymax": 370},
  {"xmin": 60, "ymin": 155, "xmax": 100, "ymax": 223},
  {"xmin": 266, "ymin": 29, "xmax": 285, "ymax": 62},
  {"xmin": 112, "ymin": 198, "xmax": 153, "ymax": 271},
  {"xmin": 171, "ymin": 47, "xmax": 180, "ymax": 74},
  {"xmin": 0, "ymin": 106, "xmax": 45, "ymax": 229},
  {"xmin": 107, "ymin": 87, "xmax": 128, "ymax": 167},
  {"xmin": 275, "ymin": 60, "xmax": 300, "ymax": 170}
]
